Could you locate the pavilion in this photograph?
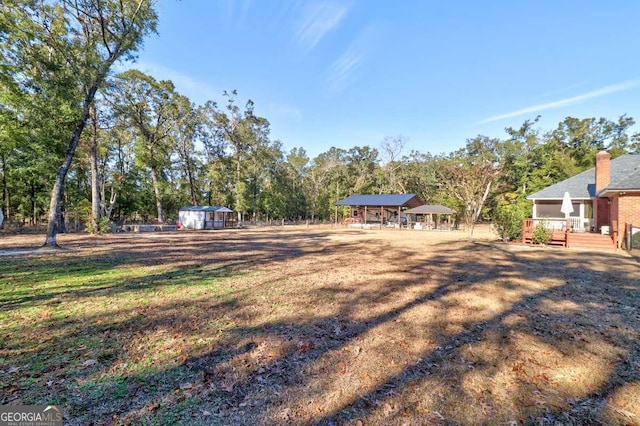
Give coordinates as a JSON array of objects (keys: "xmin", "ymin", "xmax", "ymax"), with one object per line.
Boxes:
[
  {"xmin": 335, "ymin": 194, "xmax": 424, "ymax": 227},
  {"xmin": 404, "ymin": 204, "xmax": 456, "ymax": 230}
]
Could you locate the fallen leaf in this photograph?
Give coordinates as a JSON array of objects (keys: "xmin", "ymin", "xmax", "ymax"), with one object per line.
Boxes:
[
  {"xmin": 82, "ymin": 359, "xmax": 98, "ymax": 367},
  {"xmin": 280, "ymin": 408, "xmax": 292, "ymax": 420},
  {"xmin": 5, "ymin": 385, "xmax": 20, "ymax": 394},
  {"xmin": 220, "ymin": 382, "xmax": 235, "ymax": 393}
]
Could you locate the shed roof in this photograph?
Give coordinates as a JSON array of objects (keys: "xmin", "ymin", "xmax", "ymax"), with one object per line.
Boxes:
[
  {"xmin": 179, "ymin": 205, "xmax": 232, "ymax": 212},
  {"xmin": 336, "ymin": 194, "xmax": 423, "ymax": 208},
  {"xmin": 405, "ymin": 204, "xmax": 456, "ymax": 214},
  {"xmin": 215, "ymin": 207, "xmax": 234, "ymax": 213},
  {"xmin": 527, "ymin": 154, "xmax": 640, "ymax": 200}
]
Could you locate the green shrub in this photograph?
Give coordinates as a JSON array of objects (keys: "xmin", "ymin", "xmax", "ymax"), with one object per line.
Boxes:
[
  {"xmin": 531, "ymin": 221, "xmax": 552, "ymax": 245},
  {"xmin": 86, "ymin": 216, "xmax": 110, "ymax": 235},
  {"xmin": 493, "ymin": 195, "xmax": 530, "ymax": 241}
]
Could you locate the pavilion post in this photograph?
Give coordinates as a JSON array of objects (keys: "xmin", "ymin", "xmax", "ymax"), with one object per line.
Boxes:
[
  {"xmin": 380, "ymin": 206, "xmax": 383, "ymax": 229},
  {"xmin": 364, "ymin": 206, "xmax": 368, "ymax": 225}
]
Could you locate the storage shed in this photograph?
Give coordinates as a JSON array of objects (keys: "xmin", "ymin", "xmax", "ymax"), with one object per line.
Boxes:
[{"xmin": 178, "ymin": 206, "xmax": 233, "ymax": 230}]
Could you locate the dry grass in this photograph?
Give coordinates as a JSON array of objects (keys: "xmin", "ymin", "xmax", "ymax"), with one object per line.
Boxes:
[{"xmin": 0, "ymin": 225, "xmax": 639, "ymax": 425}]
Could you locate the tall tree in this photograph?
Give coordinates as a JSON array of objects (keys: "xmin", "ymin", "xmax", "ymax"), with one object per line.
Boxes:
[
  {"xmin": 401, "ymin": 150, "xmax": 442, "ymax": 205},
  {"xmin": 0, "ymin": 0, "xmax": 157, "ymax": 246},
  {"xmin": 207, "ymin": 91, "xmax": 273, "ymax": 221},
  {"xmin": 110, "ymin": 70, "xmax": 180, "ymax": 223},
  {"xmin": 284, "ymin": 147, "xmax": 309, "ymax": 217},
  {"xmin": 307, "ymin": 148, "xmax": 345, "ymax": 221},
  {"xmin": 172, "ymin": 96, "xmax": 203, "ymax": 206},
  {"xmin": 439, "ymin": 136, "xmax": 503, "ymax": 238},
  {"xmin": 378, "ymin": 135, "xmax": 407, "ymax": 193},
  {"xmin": 345, "ymin": 146, "xmax": 378, "ymax": 194}
]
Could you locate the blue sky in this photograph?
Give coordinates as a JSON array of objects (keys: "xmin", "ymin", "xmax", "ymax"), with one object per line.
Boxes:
[{"xmin": 132, "ymin": 0, "xmax": 640, "ymax": 159}]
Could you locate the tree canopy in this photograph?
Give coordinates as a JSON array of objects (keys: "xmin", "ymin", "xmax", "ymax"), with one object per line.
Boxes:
[{"xmin": 1, "ymin": 2, "xmax": 639, "ymax": 237}]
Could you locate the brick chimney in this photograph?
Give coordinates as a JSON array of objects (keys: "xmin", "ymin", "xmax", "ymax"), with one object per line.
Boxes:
[
  {"xmin": 594, "ymin": 150, "xmax": 611, "ymax": 232},
  {"xmin": 595, "ymin": 150, "xmax": 611, "ymax": 193}
]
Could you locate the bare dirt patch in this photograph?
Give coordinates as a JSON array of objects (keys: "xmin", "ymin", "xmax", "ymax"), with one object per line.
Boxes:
[{"xmin": 0, "ymin": 225, "xmax": 638, "ymax": 425}]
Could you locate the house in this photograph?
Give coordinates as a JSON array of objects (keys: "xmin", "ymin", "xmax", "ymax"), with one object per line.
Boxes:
[
  {"xmin": 527, "ymin": 151, "xmax": 640, "ymax": 247},
  {"xmin": 335, "ymin": 194, "xmax": 424, "ymax": 227},
  {"xmin": 178, "ymin": 206, "xmax": 234, "ymax": 230}
]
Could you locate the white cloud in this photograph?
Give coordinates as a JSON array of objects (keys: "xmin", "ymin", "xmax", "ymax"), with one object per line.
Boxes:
[
  {"xmin": 295, "ymin": 1, "xmax": 349, "ymax": 51},
  {"xmin": 327, "ymin": 24, "xmax": 379, "ymax": 92},
  {"xmin": 479, "ymin": 79, "xmax": 640, "ymax": 124},
  {"xmin": 329, "ymin": 49, "xmax": 364, "ymax": 92}
]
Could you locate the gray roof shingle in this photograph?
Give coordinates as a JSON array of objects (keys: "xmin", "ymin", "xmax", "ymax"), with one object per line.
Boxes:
[
  {"xmin": 405, "ymin": 205, "xmax": 456, "ymax": 214},
  {"xmin": 179, "ymin": 205, "xmax": 231, "ymax": 212},
  {"xmin": 606, "ymin": 155, "xmax": 640, "ymax": 190},
  {"xmin": 336, "ymin": 194, "xmax": 423, "ymax": 208},
  {"xmin": 527, "ymin": 154, "xmax": 640, "ymax": 200}
]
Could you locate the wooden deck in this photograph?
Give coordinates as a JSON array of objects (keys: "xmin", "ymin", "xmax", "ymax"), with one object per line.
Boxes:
[
  {"xmin": 522, "ymin": 219, "xmax": 570, "ymax": 247},
  {"xmin": 522, "ymin": 218, "xmax": 616, "ymax": 250}
]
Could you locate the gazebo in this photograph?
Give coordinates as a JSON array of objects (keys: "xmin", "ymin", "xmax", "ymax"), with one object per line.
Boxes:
[
  {"xmin": 335, "ymin": 194, "xmax": 424, "ymax": 227},
  {"xmin": 404, "ymin": 204, "xmax": 456, "ymax": 230}
]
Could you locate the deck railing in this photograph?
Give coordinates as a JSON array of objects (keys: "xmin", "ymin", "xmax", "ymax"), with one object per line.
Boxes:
[
  {"xmin": 529, "ymin": 217, "xmax": 585, "ymax": 231},
  {"xmin": 522, "ymin": 218, "xmax": 571, "ymax": 246},
  {"xmin": 523, "ymin": 218, "xmax": 571, "ymax": 232}
]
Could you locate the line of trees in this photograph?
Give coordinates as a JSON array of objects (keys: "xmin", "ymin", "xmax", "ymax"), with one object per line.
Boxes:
[{"xmin": 1, "ymin": 2, "xmax": 639, "ymax": 245}]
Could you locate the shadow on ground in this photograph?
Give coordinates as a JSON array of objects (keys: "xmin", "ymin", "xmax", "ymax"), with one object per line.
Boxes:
[{"xmin": 1, "ymin": 229, "xmax": 638, "ymax": 425}]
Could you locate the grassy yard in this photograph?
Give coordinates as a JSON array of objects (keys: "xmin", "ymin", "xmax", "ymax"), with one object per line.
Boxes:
[{"xmin": 0, "ymin": 226, "xmax": 639, "ymax": 425}]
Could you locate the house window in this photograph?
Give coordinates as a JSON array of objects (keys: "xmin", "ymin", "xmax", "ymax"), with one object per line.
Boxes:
[
  {"xmin": 536, "ymin": 202, "xmax": 581, "ymax": 218},
  {"xmin": 570, "ymin": 202, "xmax": 580, "ymax": 217},
  {"xmin": 536, "ymin": 203, "xmax": 562, "ymax": 218}
]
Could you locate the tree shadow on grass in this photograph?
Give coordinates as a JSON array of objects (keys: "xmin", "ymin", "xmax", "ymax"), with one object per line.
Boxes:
[
  {"xmin": 161, "ymin": 246, "xmax": 635, "ymax": 424},
  {"xmin": 1, "ymin": 232, "xmax": 638, "ymax": 425},
  {"xmin": 0, "ymin": 230, "xmax": 352, "ymax": 312}
]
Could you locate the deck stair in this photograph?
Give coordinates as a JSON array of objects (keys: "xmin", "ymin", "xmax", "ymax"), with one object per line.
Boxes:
[{"xmin": 568, "ymin": 232, "xmax": 616, "ymax": 251}]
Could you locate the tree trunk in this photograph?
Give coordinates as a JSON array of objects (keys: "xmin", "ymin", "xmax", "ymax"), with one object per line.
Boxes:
[
  {"xmin": 150, "ymin": 166, "xmax": 164, "ymax": 223},
  {"xmin": 474, "ymin": 181, "xmax": 492, "ymax": 223},
  {"xmin": 31, "ymin": 181, "xmax": 36, "ymax": 225},
  {"xmin": 234, "ymin": 159, "xmax": 242, "ymax": 223},
  {"xmin": 185, "ymin": 158, "xmax": 198, "ymax": 205},
  {"xmin": 45, "ymin": 87, "xmax": 97, "ymax": 247},
  {"xmin": 1, "ymin": 153, "xmax": 9, "ymax": 221},
  {"xmin": 105, "ymin": 185, "xmax": 117, "ymax": 220},
  {"xmin": 89, "ymin": 104, "xmax": 101, "ymax": 233},
  {"xmin": 469, "ymin": 181, "xmax": 492, "ymax": 240},
  {"xmin": 236, "ymin": 157, "xmax": 242, "ymax": 222}
]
